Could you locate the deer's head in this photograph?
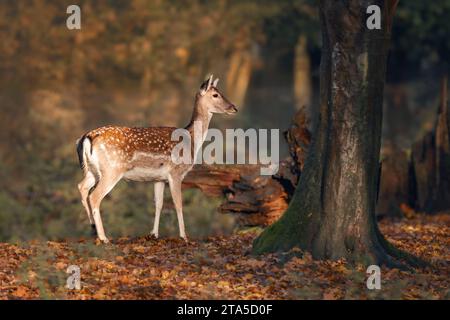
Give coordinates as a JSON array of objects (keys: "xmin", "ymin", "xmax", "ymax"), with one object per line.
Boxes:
[{"xmin": 197, "ymin": 75, "xmax": 238, "ymax": 115}]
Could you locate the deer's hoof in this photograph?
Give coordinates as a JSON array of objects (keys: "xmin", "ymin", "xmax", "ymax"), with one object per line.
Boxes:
[
  {"xmin": 181, "ymin": 236, "xmax": 189, "ymax": 244},
  {"xmin": 95, "ymin": 237, "xmax": 110, "ymax": 245},
  {"xmin": 145, "ymin": 233, "xmax": 158, "ymax": 241}
]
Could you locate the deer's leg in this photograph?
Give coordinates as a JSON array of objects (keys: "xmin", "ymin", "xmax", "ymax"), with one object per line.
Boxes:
[
  {"xmin": 168, "ymin": 176, "xmax": 187, "ymax": 241},
  {"xmin": 78, "ymin": 171, "xmax": 96, "ymax": 235},
  {"xmin": 151, "ymin": 181, "xmax": 165, "ymax": 238},
  {"xmin": 88, "ymin": 172, "xmax": 123, "ymax": 243}
]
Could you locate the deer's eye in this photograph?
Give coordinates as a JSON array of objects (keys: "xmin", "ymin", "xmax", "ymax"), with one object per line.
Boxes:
[{"xmin": 213, "ymin": 94, "xmax": 219, "ymax": 98}]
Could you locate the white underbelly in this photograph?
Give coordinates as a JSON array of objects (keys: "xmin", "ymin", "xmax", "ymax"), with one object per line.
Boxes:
[{"xmin": 123, "ymin": 166, "xmax": 170, "ymax": 182}]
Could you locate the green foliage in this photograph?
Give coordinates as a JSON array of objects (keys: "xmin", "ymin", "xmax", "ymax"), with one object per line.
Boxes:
[
  {"xmin": 264, "ymin": 0, "xmax": 320, "ymax": 50},
  {"xmin": 390, "ymin": 0, "xmax": 450, "ymax": 79}
]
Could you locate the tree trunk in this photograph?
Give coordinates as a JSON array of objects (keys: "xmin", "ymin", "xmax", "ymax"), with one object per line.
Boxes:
[
  {"xmin": 253, "ymin": 0, "xmax": 415, "ymax": 267},
  {"xmin": 226, "ymin": 45, "xmax": 253, "ymax": 108},
  {"xmin": 432, "ymin": 75, "xmax": 450, "ymax": 211},
  {"xmin": 294, "ymin": 35, "xmax": 312, "ymax": 111}
]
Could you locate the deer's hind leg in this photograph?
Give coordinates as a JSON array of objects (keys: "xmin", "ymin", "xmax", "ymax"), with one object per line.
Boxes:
[
  {"xmin": 88, "ymin": 170, "xmax": 123, "ymax": 243},
  {"xmin": 78, "ymin": 171, "xmax": 97, "ymax": 236}
]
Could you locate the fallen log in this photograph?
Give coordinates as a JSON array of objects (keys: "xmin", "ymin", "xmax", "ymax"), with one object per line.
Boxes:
[
  {"xmin": 183, "ymin": 160, "xmax": 299, "ymax": 227},
  {"xmin": 182, "ymin": 165, "xmax": 242, "ymax": 197}
]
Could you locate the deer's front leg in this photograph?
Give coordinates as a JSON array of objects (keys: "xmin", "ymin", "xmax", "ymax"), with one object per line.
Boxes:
[
  {"xmin": 151, "ymin": 181, "xmax": 165, "ymax": 238},
  {"xmin": 168, "ymin": 175, "xmax": 187, "ymax": 241}
]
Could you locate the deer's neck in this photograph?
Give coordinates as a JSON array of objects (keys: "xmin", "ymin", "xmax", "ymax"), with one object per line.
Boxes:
[
  {"xmin": 185, "ymin": 103, "xmax": 212, "ymax": 162},
  {"xmin": 186, "ymin": 110, "xmax": 212, "ymax": 135}
]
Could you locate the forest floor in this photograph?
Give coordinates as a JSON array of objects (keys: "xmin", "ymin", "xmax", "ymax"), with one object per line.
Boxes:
[{"xmin": 0, "ymin": 214, "xmax": 448, "ymax": 300}]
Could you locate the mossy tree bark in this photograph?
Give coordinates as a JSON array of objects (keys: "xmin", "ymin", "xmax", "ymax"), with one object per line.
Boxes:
[{"xmin": 253, "ymin": 0, "xmax": 417, "ymax": 267}]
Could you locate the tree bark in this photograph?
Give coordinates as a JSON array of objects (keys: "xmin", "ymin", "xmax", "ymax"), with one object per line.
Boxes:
[
  {"xmin": 432, "ymin": 75, "xmax": 450, "ymax": 211},
  {"xmin": 252, "ymin": 0, "xmax": 416, "ymax": 267}
]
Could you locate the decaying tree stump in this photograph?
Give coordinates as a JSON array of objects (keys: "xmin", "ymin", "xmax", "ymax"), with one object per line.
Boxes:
[
  {"xmin": 376, "ymin": 76, "xmax": 450, "ymax": 217},
  {"xmin": 410, "ymin": 75, "xmax": 450, "ymax": 213},
  {"xmin": 410, "ymin": 132, "xmax": 436, "ymax": 211},
  {"xmin": 183, "ymin": 109, "xmax": 311, "ymax": 226},
  {"xmin": 284, "ymin": 106, "xmax": 311, "ymax": 175}
]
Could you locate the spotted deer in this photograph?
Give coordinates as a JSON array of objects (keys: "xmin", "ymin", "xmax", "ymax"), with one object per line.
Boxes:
[{"xmin": 76, "ymin": 75, "xmax": 237, "ymax": 243}]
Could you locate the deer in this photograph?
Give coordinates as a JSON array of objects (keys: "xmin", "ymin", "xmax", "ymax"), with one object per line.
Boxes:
[{"xmin": 76, "ymin": 75, "xmax": 237, "ymax": 243}]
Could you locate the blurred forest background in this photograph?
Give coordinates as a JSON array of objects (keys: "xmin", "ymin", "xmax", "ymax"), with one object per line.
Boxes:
[{"xmin": 0, "ymin": 0, "xmax": 448, "ymax": 242}]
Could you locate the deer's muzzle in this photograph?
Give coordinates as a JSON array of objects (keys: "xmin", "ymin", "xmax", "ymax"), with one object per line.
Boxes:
[{"xmin": 227, "ymin": 105, "xmax": 238, "ymax": 114}]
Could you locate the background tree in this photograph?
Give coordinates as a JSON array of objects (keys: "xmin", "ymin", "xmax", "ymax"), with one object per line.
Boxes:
[{"xmin": 253, "ymin": 0, "xmax": 420, "ymax": 267}]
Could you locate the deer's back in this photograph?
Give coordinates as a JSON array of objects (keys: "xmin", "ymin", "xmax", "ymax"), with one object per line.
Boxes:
[{"xmin": 86, "ymin": 125, "xmax": 179, "ymax": 158}]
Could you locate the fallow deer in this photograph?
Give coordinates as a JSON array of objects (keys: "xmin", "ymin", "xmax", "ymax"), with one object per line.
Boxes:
[{"xmin": 76, "ymin": 75, "xmax": 237, "ymax": 243}]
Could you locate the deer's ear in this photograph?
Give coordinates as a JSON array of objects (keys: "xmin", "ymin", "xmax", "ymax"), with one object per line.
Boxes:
[
  {"xmin": 199, "ymin": 79, "xmax": 208, "ymax": 96},
  {"xmin": 200, "ymin": 79, "xmax": 209, "ymax": 90},
  {"xmin": 213, "ymin": 78, "xmax": 219, "ymax": 88},
  {"xmin": 199, "ymin": 75, "xmax": 213, "ymax": 96}
]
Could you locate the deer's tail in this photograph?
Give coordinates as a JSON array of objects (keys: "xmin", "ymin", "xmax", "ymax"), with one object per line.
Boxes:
[
  {"xmin": 76, "ymin": 135, "xmax": 89, "ymax": 170},
  {"xmin": 76, "ymin": 136, "xmax": 101, "ymax": 181}
]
